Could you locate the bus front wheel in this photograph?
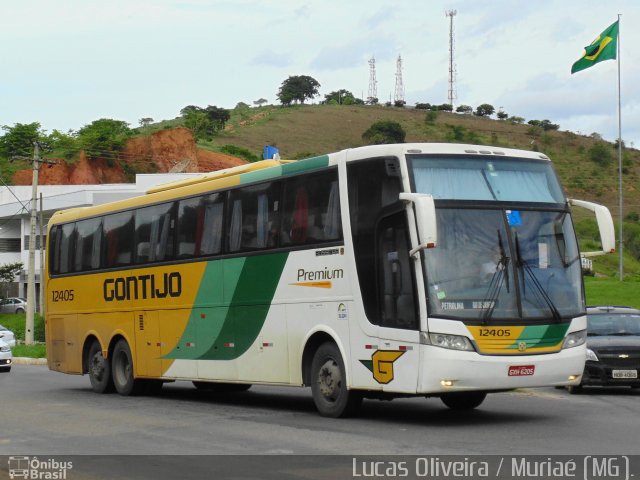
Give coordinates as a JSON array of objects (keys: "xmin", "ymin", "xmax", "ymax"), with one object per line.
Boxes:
[
  {"xmin": 112, "ymin": 339, "xmax": 145, "ymax": 396},
  {"xmin": 310, "ymin": 342, "xmax": 362, "ymax": 418},
  {"xmin": 440, "ymin": 391, "xmax": 487, "ymax": 410},
  {"xmin": 87, "ymin": 341, "xmax": 114, "ymax": 394}
]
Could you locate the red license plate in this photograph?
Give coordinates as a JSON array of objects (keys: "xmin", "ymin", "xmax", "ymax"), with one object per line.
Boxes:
[{"xmin": 508, "ymin": 365, "xmax": 535, "ymax": 376}]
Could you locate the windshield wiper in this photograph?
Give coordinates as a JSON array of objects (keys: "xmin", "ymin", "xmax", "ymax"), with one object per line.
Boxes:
[
  {"xmin": 480, "ymin": 230, "xmax": 510, "ymax": 325},
  {"xmin": 514, "ymin": 233, "xmax": 562, "ymax": 323}
]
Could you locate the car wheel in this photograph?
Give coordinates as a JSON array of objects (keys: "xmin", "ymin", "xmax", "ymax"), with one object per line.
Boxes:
[
  {"xmin": 440, "ymin": 391, "xmax": 487, "ymax": 410},
  {"xmin": 111, "ymin": 339, "xmax": 145, "ymax": 396},
  {"xmin": 87, "ymin": 341, "xmax": 114, "ymax": 393},
  {"xmin": 567, "ymin": 385, "xmax": 583, "ymax": 394},
  {"xmin": 15, "ymin": 308, "xmax": 25, "ymax": 314},
  {"xmin": 310, "ymin": 342, "xmax": 362, "ymax": 418}
]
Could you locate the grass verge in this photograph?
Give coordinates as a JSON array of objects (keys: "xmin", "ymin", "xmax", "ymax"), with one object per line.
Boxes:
[{"xmin": 12, "ymin": 343, "xmax": 47, "ymax": 358}]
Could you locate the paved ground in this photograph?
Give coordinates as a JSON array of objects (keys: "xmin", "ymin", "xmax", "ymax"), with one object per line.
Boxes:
[{"xmin": 2, "ymin": 364, "xmax": 639, "ymax": 457}]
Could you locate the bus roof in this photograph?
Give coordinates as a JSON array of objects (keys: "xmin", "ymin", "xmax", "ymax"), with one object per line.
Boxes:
[{"xmin": 48, "ymin": 143, "xmax": 551, "ymax": 225}]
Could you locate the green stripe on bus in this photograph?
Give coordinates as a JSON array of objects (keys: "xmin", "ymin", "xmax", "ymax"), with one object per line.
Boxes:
[
  {"xmin": 506, "ymin": 323, "xmax": 570, "ymax": 350},
  {"xmin": 281, "ymin": 155, "xmax": 329, "ymax": 175},
  {"xmin": 165, "ymin": 252, "xmax": 289, "ymax": 361},
  {"xmin": 240, "ymin": 166, "xmax": 283, "ymax": 184}
]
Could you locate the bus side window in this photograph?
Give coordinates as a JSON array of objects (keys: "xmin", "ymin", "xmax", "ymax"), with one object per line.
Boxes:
[
  {"xmin": 177, "ymin": 197, "xmax": 201, "ymax": 258},
  {"xmin": 227, "ymin": 182, "xmax": 280, "ymax": 253},
  {"xmin": 75, "ymin": 218, "xmax": 102, "ymax": 272},
  {"xmin": 102, "ymin": 211, "xmax": 134, "ymax": 268},
  {"xmin": 376, "ymin": 211, "xmax": 418, "ymax": 330},
  {"xmin": 135, "ymin": 202, "xmax": 174, "ymax": 264},
  {"xmin": 53, "ymin": 223, "xmax": 76, "ymax": 275},
  {"xmin": 281, "ymin": 170, "xmax": 341, "ymax": 247}
]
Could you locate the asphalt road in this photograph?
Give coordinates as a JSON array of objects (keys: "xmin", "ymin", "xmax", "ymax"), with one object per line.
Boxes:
[{"xmin": 2, "ymin": 364, "xmax": 639, "ymax": 458}]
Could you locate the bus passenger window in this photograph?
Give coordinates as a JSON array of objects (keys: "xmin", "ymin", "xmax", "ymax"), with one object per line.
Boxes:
[
  {"xmin": 75, "ymin": 218, "xmax": 102, "ymax": 271},
  {"xmin": 135, "ymin": 203, "xmax": 174, "ymax": 264},
  {"xmin": 103, "ymin": 211, "xmax": 134, "ymax": 268},
  {"xmin": 281, "ymin": 170, "xmax": 341, "ymax": 247},
  {"xmin": 55, "ymin": 223, "xmax": 76, "ymax": 275},
  {"xmin": 227, "ymin": 182, "xmax": 280, "ymax": 253}
]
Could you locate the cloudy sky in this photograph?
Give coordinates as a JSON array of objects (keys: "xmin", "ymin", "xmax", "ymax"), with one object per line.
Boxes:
[{"xmin": 1, "ymin": 0, "xmax": 639, "ymax": 148}]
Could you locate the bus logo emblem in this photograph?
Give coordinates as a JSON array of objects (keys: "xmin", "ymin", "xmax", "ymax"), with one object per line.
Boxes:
[
  {"xmin": 360, "ymin": 350, "xmax": 405, "ymax": 384},
  {"xmin": 518, "ymin": 341, "xmax": 527, "ymax": 352}
]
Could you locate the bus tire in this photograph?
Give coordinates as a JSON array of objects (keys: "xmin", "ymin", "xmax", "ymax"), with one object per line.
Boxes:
[
  {"xmin": 440, "ymin": 391, "xmax": 487, "ymax": 410},
  {"xmin": 112, "ymin": 339, "xmax": 144, "ymax": 396},
  {"xmin": 310, "ymin": 342, "xmax": 362, "ymax": 418},
  {"xmin": 192, "ymin": 381, "xmax": 252, "ymax": 392},
  {"xmin": 87, "ymin": 341, "xmax": 114, "ymax": 394}
]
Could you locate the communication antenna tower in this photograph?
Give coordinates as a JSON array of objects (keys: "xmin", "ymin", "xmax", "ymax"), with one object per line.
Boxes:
[
  {"xmin": 367, "ymin": 56, "xmax": 378, "ymax": 104},
  {"xmin": 394, "ymin": 54, "xmax": 405, "ymax": 104},
  {"xmin": 446, "ymin": 9, "xmax": 457, "ymax": 107}
]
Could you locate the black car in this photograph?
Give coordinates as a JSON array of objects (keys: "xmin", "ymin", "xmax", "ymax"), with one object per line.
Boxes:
[{"xmin": 571, "ymin": 306, "xmax": 640, "ymax": 393}]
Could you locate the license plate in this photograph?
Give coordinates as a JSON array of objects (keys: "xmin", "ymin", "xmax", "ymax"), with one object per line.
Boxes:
[
  {"xmin": 612, "ymin": 369, "xmax": 638, "ymax": 379},
  {"xmin": 508, "ymin": 365, "xmax": 535, "ymax": 376}
]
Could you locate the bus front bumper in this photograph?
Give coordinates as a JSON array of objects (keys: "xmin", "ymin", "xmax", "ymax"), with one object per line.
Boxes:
[{"xmin": 418, "ymin": 344, "xmax": 586, "ymax": 394}]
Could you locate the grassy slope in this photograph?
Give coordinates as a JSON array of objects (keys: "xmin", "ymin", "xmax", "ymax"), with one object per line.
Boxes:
[{"xmin": 212, "ymin": 104, "xmax": 639, "ymax": 218}]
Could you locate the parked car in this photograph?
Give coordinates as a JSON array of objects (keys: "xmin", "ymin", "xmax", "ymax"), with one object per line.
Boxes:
[
  {"xmin": 0, "ymin": 338, "xmax": 12, "ymax": 372},
  {"xmin": 570, "ymin": 306, "xmax": 640, "ymax": 393},
  {"xmin": 0, "ymin": 324, "xmax": 16, "ymax": 347},
  {"xmin": 0, "ymin": 297, "xmax": 27, "ymax": 314}
]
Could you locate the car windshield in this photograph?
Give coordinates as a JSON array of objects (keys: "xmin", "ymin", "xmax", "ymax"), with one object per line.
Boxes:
[{"xmin": 587, "ymin": 313, "xmax": 640, "ymax": 336}]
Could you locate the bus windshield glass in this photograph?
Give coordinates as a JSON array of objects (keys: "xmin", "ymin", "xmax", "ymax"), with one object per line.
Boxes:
[
  {"xmin": 422, "ymin": 208, "xmax": 584, "ymax": 321},
  {"xmin": 410, "ymin": 156, "xmax": 565, "ymax": 203},
  {"xmin": 408, "ymin": 155, "xmax": 583, "ymax": 322}
]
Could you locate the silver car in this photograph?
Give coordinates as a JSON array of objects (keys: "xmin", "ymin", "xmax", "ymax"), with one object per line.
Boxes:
[
  {"xmin": 0, "ymin": 297, "xmax": 27, "ymax": 314},
  {"xmin": 0, "ymin": 339, "xmax": 11, "ymax": 372},
  {"xmin": 0, "ymin": 324, "xmax": 16, "ymax": 348}
]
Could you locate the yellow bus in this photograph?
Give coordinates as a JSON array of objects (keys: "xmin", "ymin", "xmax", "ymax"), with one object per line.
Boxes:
[{"xmin": 46, "ymin": 143, "xmax": 615, "ymax": 417}]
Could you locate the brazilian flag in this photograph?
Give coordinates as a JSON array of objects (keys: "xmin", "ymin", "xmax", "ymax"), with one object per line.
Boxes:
[{"xmin": 571, "ymin": 21, "xmax": 619, "ymax": 74}]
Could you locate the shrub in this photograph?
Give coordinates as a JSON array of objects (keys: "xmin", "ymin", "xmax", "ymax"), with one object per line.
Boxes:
[{"xmin": 362, "ymin": 120, "xmax": 406, "ymax": 144}]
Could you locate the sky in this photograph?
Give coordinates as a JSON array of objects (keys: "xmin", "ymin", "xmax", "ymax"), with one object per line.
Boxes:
[{"xmin": 2, "ymin": 0, "xmax": 639, "ymax": 149}]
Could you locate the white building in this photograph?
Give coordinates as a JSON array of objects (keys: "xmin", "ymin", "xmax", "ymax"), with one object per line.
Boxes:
[{"xmin": 0, "ymin": 173, "xmax": 201, "ymax": 308}]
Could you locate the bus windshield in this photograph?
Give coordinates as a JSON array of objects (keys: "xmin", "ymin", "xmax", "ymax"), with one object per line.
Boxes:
[
  {"xmin": 410, "ymin": 155, "xmax": 565, "ymax": 203},
  {"xmin": 408, "ymin": 155, "xmax": 583, "ymax": 322},
  {"xmin": 422, "ymin": 208, "xmax": 584, "ymax": 322}
]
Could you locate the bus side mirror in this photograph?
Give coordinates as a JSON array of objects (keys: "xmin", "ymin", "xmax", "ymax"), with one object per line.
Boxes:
[
  {"xmin": 568, "ymin": 199, "xmax": 616, "ymax": 257},
  {"xmin": 399, "ymin": 193, "xmax": 437, "ymax": 256}
]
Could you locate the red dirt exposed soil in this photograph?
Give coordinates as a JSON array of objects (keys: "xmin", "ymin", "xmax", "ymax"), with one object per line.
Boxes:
[{"xmin": 12, "ymin": 127, "xmax": 246, "ymax": 185}]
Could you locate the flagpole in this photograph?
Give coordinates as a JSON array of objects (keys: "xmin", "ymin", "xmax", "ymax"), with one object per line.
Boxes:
[{"xmin": 617, "ymin": 13, "xmax": 623, "ymax": 281}]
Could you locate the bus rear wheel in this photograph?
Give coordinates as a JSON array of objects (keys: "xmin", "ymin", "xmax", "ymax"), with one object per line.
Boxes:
[
  {"xmin": 87, "ymin": 341, "xmax": 114, "ymax": 394},
  {"xmin": 310, "ymin": 342, "xmax": 362, "ymax": 418},
  {"xmin": 112, "ymin": 339, "xmax": 145, "ymax": 396},
  {"xmin": 440, "ymin": 391, "xmax": 487, "ymax": 410}
]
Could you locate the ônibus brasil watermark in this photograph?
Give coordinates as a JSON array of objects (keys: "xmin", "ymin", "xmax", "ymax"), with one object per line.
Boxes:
[{"xmin": 8, "ymin": 456, "xmax": 72, "ymax": 480}]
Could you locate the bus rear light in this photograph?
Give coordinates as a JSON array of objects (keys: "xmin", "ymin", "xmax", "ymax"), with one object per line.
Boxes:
[
  {"xmin": 224, "ymin": 342, "xmax": 235, "ymax": 348},
  {"xmin": 365, "ymin": 344, "xmax": 378, "ymax": 350}
]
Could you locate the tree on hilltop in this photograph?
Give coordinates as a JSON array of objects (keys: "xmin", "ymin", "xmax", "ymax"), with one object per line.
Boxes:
[
  {"xmin": 277, "ymin": 75, "xmax": 320, "ymax": 105},
  {"xmin": 77, "ymin": 119, "xmax": 132, "ymax": 164}
]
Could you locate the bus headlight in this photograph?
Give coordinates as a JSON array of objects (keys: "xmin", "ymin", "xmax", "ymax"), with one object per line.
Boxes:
[
  {"xmin": 586, "ymin": 348, "xmax": 599, "ymax": 362},
  {"xmin": 562, "ymin": 330, "xmax": 587, "ymax": 349},
  {"xmin": 428, "ymin": 333, "xmax": 474, "ymax": 352}
]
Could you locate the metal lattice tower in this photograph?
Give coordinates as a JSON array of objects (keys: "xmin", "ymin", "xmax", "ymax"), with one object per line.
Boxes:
[
  {"xmin": 394, "ymin": 54, "xmax": 405, "ymax": 104},
  {"xmin": 367, "ymin": 56, "xmax": 378, "ymax": 103},
  {"xmin": 446, "ymin": 9, "xmax": 457, "ymax": 107}
]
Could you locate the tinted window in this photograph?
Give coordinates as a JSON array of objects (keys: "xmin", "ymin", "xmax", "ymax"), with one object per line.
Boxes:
[
  {"xmin": 177, "ymin": 193, "xmax": 224, "ymax": 258},
  {"xmin": 135, "ymin": 203, "xmax": 174, "ymax": 264},
  {"xmin": 228, "ymin": 182, "xmax": 281, "ymax": 252},
  {"xmin": 103, "ymin": 211, "xmax": 134, "ymax": 268},
  {"xmin": 281, "ymin": 170, "xmax": 341, "ymax": 246},
  {"xmin": 53, "ymin": 223, "xmax": 76, "ymax": 275},
  {"xmin": 74, "ymin": 218, "xmax": 102, "ymax": 271}
]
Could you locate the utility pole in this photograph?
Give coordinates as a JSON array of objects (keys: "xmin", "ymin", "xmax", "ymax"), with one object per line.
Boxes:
[
  {"xmin": 39, "ymin": 193, "xmax": 45, "ymax": 316},
  {"xmin": 13, "ymin": 142, "xmax": 55, "ymax": 345}
]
